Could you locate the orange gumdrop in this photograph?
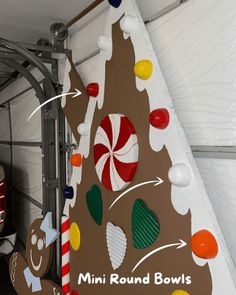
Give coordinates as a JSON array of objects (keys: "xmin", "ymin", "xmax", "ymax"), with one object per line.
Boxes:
[
  {"xmin": 70, "ymin": 153, "xmax": 83, "ymax": 167},
  {"xmin": 191, "ymin": 230, "xmax": 218, "ymax": 259}
]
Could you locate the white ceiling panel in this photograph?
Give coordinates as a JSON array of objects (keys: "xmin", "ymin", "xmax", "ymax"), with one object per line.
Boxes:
[
  {"xmin": 0, "ymin": 0, "xmax": 182, "ymax": 44},
  {"xmin": 0, "ymin": 0, "xmax": 94, "ymax": 43}
]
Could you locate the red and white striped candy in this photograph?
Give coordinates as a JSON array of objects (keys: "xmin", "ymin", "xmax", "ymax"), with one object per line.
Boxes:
[
  {"xmin": 61, "ymin": 216, "xmax": 70, "ymax": 295},
  {"xmin": 94, "ymin": 114, "xmax": 138, "ymax": 191}
]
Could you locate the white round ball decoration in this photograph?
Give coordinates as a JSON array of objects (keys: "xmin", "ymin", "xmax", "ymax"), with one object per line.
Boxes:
[
  {"xmin": 168, "ymin": 163, "xmax": 191, "ymax": 187},
  {"xmin": 77, "ymin": 123, "xmax": 89, "ymax": 136},
  {"xmin": 97, "ymin": 35, "xmax": 112, "ymax": 51},
  {"xmin": 120, "ymin": 15, "xmax": 137, "ymax": 34}
]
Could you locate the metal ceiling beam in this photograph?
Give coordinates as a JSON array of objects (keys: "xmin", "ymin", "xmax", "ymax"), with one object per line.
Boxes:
[
  {"xmin": 65, "ymin": 0, "xmax": 104, "ymax": 29},
  {"xmin": 0, "ymin": 71, "xmax": 12, "ymax": 78},
  {"xmin": 0, "ymin": 58, "xmax": 45, "ymax": 105},
  {"xmin": 192, "ymin": 145, "xmax": 236, "ymax": 159},
  {"xmin": 15, "ymin": 41, "xmax": 70, "ymax": 55},
  {"xmin": 0, "ymin": 38, "xmax": 57, "ymax": 88},
  {"xmin": 0, "ymin": 50, "xmax": 56, "ymax": 63}
]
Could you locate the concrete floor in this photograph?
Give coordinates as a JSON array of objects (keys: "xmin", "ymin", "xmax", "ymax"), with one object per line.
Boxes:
[{"xmin": 0, "ymin": 258, "xmax": 17, "ymax": 295}]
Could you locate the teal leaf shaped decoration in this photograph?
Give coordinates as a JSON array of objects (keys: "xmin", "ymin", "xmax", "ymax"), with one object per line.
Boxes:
[
  {"xmin": 132, "ymin": 199, "xmax": 160, "ymax": 249},
  {"xmin": 86, "ymin": 185, "xmax": 103, "ymax": 225}
]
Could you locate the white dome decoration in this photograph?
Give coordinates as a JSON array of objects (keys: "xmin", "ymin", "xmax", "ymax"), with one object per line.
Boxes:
[
  {"xmin": 97, "ymin": 35, "xmax": 112, "ymax": 51},
  {"xmin": 168, "ymin": 163, "xmax": 191, "ymax": 187},
  {"xmin": 77, "ymin": 123, "xmax": 89, "ymax": 136},
  {"xmin": 120, "ymin": 15, "xmax": 137, "ymax": 34}
]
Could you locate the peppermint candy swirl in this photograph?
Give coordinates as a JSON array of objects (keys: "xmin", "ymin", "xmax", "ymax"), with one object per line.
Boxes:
[{"xmin": 94, "ymin": 114, "xmax": 138, "ymax": 191}]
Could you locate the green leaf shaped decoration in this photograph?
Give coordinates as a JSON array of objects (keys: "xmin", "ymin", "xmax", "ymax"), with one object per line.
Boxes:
[
  {"xmin": 132, "ymin": 199, "xmax": 160, "ymax": 249},
  {"xmin": 86, "ymin": 185, "xmax": 103, "ymax": 225}
]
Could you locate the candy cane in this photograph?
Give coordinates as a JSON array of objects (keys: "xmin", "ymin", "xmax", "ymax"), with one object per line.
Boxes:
[{"xmin": 61, "ymin": 216, "xmax": 70, "ymax": 295}]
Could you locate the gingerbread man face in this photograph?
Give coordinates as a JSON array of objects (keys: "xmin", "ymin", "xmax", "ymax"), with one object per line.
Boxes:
[{"xmin": 26, "ymin": 219, "xmax": 53, "ymax": 278}]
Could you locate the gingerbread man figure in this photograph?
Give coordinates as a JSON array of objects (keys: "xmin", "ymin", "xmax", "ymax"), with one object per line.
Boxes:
[{"xmin": 9, "ymin": 213, "xmax": 63, "ymax": 295}]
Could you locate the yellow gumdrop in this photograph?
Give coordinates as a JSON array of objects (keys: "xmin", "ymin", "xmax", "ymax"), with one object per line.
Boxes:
[
  {"xmin": 70, "ymin": 222, "xmax": 81, "ymax": 251},
  {"xmin": 171, "ymin": 290, "xmax": 190, "ymax": 295},
  {"xmin": 134, "ymin": 60, "xmax": 153, "ymax": 80}
]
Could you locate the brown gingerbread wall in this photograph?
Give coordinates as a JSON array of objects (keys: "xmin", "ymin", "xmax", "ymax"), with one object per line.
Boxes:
[{"xmin": 64, "ymin": 21, "xmax": 212, "ymax": 295}]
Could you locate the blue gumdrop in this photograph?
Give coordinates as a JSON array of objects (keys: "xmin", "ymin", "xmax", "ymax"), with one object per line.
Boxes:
[
  {"xmin": 63, "ymin": 186, "xmax": 74, "ymax": 199},
  {"xmin": 108, "ymin": 0, "xmax": 122, "ymax": 8}
]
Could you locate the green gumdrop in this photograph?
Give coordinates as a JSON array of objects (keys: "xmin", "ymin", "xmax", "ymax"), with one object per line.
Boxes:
[
  {"xmin": 132, "ymin": 199, "xmax": 160, "ymax": 249},
  {"xmin": 86, "ymin": 185, "xmax": 103, "ymax": 225}
]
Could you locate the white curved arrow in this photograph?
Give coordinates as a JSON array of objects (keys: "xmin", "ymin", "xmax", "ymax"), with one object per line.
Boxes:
[
  {"xmin": 109, "ymin": 177, "xmax": 163, "ymax": 210},
  {"xmin": 132, "ymin": 239, "xmax": 187, "ymax": 273},
  {"xmin": 27, "ymin": 88, "xmax": 81, "ymax": 121}
]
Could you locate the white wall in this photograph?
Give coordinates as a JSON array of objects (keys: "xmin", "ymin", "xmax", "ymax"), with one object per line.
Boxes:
[
  {"xmin": 0, "ymin": 107, "xmax": 11, "ymax": 178},
  {"xmin": 0, "ymin": 107, "xmax": 10, "ymax": 141},
  {"xmin": 146, "ymin": 0, "xmax": 236, "ymax": 266},
  {"xmin": 64, "ymin": 0, "xmax": 236, "ymax": 267},
  {"xmin": 147, "ymin": 0, "xmax": 236, "ymax": 147},
  {"xmin": 196, "ymin": 158, "xmax": 236, "ymax": 260},
  {"xmin": 14, "ymin": 195, "xmax": 42, "ymax": 243},
  {"xmin": 0, "ymin": 71, "xmax": 43, "ymax": 243},
  {"xmin": 0, "ymin": 144, "xmax": 11, "ymax": 180},
  {"xmin": 10, "ymin": 89, "xmax": 41, "ymax": 142}
]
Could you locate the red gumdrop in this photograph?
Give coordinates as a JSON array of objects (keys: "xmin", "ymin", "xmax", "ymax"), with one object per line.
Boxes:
[
  {"xmin": 87, "ymin": 83, "xmax": 99, "ymax": 97},
  {"xmin": 191, "ymin": 230, "xmax": 218, "ymax": 259},
  {"xmin": 71, "ymin": 290, "xmax": 79, "ymax": 295},
  {"xmin": 149, "ymin": 108, "xmax": 170, "ymax": 129}
]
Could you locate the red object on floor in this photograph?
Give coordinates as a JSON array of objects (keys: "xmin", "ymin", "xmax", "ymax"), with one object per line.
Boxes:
[
  {"xmin": 70, "ymin": 153, "xmax": 83, "ymax": 167},
  {"xmin": 149, "ymin": 108, "xmax": 170, "ymax": 129},
  {"xmin": 87, "ymin": 83, "xmax": 99, "ymax": 97},
  {"xmin": 190, "ymin": 230, "xmax": 218, "ymax": 259}
]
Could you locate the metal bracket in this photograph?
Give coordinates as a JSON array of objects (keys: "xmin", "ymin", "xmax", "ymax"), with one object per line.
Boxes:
[
  {"xmin": 42, "ymin": 109, "xmax": 57, "ymax": 120},
  {"xmin": 56, "ymin": 83, "xmax": 63, "ymax": 95},
  {"xmin": 50, "ymin": 23, "xmax": 69, "ymax": 50},
  {"xmin": 61, "ymin": 143, "xmax": 78, "ymax": 152},
  {"xmin": 44, "ymin": 179, "xmax": 59, "ymax": 189}
]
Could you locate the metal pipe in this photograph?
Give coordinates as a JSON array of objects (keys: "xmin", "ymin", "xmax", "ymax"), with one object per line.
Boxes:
[
  {"xmin": 0, "ymin": 58, "xmax": 45, "ymax": 104},
  {"xmin": 0, "ymin": 50, "xmax": 58, "ymax": 64},
  {"xmin": 0, "ymin": 45, "xmax": 42, "ymax": 91},
  {"xmin": 0, "ymin": 141, "xmax": 42, "ymax": 147},
  {"xmin": 13, "ymin": 187, "xmax": 43, "ymax": 210},
  {"xmin": 64, "ymin": 0, "xmax": 104, "ymax": 29},
  {"xmin": 0, "ymin": 71, "xmax": 11, "ymax": 78},
  {"xmin": 75, "ymin": 49, "xmax": 99, "ymax": 67},
  {"xmin": 0, "ymin": 60, "xmax": 35, "ymax": 91},
  {"xmin": 8, "ymin": 102, "xmax": 13, "ymax": 197},
  {"xmin": 0, "ymin": 80, "xmax": 44, "ymax": 107},
  {"xmin": 192, "ymin": 146, "xmax": 236, "ymax": 159},
  {"xmin": 15, "ymin": 41, "xmax": 70, "ymax": 55},
  {"xmin": 0, "ymin": 38, "xmax": 57, "ymax": 88}
]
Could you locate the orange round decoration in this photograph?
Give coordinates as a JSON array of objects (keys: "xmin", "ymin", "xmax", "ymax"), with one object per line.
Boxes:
[
  {"xmin": 70, "ymin": 153, "xmax": 83, "ymax": 167},
  {"xmin": 190, "ymin": 230, "xmax": 218, "ymax": 259}
]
